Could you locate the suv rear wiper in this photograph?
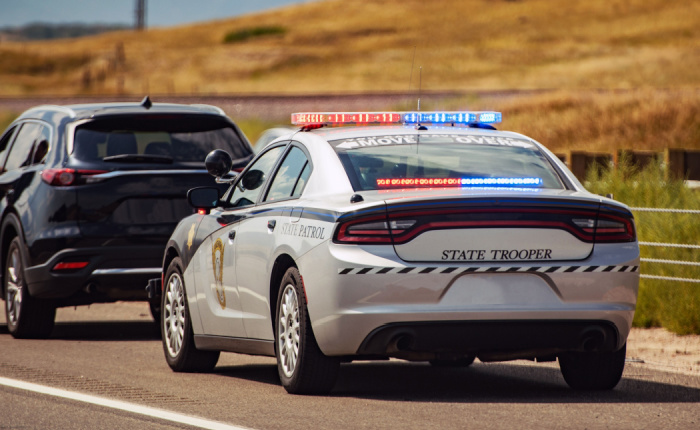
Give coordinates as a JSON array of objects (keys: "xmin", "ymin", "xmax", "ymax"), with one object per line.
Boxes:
[{"xmin": 102, "ymin": 154, "xmax": 174, "ymax": 164}]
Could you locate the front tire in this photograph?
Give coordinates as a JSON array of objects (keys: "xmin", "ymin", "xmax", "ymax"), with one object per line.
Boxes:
[
  {"xmin": 4, "ymin": 237, "xmax": 55, "ymax": 339},
  {"xmin": 276, "ymin": 267, "xmax": 339, "ymax": 394},
  {"xmin": 559, "ymin": 344, "xmax": 627, "ymax": 390},
  {"xmin": 162, "ymin": 257, "xmax": 219, "ymax": 372}
]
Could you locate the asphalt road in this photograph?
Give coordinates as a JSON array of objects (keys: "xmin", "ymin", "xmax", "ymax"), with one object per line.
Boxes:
[{"xmin": 1, "ymin": 304, "xmax": 699, "ymax": 430}]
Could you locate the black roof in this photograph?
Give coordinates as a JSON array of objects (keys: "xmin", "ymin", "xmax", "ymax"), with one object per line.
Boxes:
[{"xmin": 16, "ymin": 101, "xmax": 227, "ymax": 123}]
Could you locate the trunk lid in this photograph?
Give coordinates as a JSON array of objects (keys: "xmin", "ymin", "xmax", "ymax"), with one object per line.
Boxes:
[
  {"xmin": 333, "ymin": 189, "xmax": 634, "ymax": 263},
  {"xmin": 387, "ymin": 193, "xmax": 600, "ymax": 263}
]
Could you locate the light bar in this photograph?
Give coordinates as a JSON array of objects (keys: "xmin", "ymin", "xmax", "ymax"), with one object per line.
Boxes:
[
  {"xmin": 291, "ymin": 111, "xmax": 502, "ymax": 126},
  {"xmin": 376, "ymin": 177, "xmax": 542, "ymax": 188}
]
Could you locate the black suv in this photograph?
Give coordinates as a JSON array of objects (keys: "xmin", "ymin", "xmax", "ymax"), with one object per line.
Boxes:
[{"xmin": 0, "ymin": 98, "xmax": 253, "ymax": 338}]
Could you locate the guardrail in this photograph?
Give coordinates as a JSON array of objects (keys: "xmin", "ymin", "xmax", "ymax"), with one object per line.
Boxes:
[
  {"xmin": 554, "ymin": 149, "xmax": 700, "ymax": 182},
  {"xmin": 631, "ymin": 207, "xmax": 700, "ymax": 284}
]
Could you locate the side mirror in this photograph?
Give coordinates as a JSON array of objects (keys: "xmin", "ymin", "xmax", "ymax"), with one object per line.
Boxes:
[
  {"xmin": 187, "ymin": 187, "xmax": 220, "ymax": 210},
  {"xmin": 205, "ymin": 149, "xmax": 233, "ymax": 178},
  {"xmin": 241, "ymin": 169, "xmax": 264, "ymax": 191}
]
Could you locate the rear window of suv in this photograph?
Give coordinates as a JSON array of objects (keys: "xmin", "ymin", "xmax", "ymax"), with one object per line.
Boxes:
[
  {"xmin": 332, "ymin": 133, "xmax": 565, "ymax": 191},
  {"xmin": 72, "ymin": 115, "xmax": 251, "ymax": 165}
]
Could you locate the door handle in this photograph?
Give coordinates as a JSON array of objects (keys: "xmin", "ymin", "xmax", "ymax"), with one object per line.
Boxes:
[
  {"xmin": 228, "ymin": 230, "xmax": 236, "ymax": 241},
  {"xmin": 267, "ymin": 220, "xmax": 277, "ymax": 231}
]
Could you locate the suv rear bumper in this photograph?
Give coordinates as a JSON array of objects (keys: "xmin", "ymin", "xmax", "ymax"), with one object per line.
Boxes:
[{"xmin": 24, "ymin": 245, "xmax": 163, "ymax": 302}]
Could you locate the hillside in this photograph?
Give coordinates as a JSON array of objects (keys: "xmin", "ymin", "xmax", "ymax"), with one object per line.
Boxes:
[{"xmin": 0, "ymin": 0, "xmax": 698, "ymax": 96}]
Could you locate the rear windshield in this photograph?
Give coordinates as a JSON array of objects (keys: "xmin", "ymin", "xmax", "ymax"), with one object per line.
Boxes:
[
  {"xmin": 72, "ymin": 115, "xmax": 251, "ymax": 165},
  {"xmin": 332, "ymin": 133, "xmax": 564, "ymax": 191}
]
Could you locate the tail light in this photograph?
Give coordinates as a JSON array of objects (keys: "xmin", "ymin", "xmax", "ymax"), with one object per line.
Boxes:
[
  {"xmin": 52, "ymin": 261, "xmax": 89, "ymax": 271},
  {"xmin": 592, "ymin": 213, "xmax": 636, "ymax": 243},
  {"xmin": 335, "ymin": 215, "xmax": 393, "ymax": 243},
  {"xmin": 334, "ymin": 206, "xmax": 635, "ymax": 245},
  {"xmin": 41, "ymin": 168, "xmax": 108, "ymax": 186}
]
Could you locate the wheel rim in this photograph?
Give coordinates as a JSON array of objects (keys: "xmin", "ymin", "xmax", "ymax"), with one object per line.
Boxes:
[
  {"xmin": 163, "ymin": 272, "xmax": 186, "ymax": 358},
  {"xmin": 5, "ymin": 247, "xmax": 22, "ymax": 327},
  {"xmin": 278, "ymin": 283, "xmax": 300, "ymax": 378}
]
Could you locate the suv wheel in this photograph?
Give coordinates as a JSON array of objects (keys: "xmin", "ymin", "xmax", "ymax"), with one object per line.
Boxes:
[
  {"xmin": 4, "ymin": 237, "xmax": 56, "ymax": 339},
  {"xmin": 559, "ymin": 343, "xmax": 627, "ymax": 390}
]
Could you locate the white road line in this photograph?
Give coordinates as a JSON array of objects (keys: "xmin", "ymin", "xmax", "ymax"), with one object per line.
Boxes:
[{"xmin": 0, "ymin": 376, "xmax": 252, "ymax": 430}]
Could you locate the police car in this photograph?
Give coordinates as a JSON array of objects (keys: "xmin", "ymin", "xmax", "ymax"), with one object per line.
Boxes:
[{"xmin": 158, "ymin": 111, "xmax": 639, "ymax": 394}]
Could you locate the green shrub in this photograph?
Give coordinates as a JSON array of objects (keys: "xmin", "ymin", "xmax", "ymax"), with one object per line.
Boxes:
[
  {"xmin": 586, "ymin": 159, "xmax": 700, "ymax": 334},
  {"xmin": 223, "ymin": 26, "xmax": 286, "ymax": 44}
]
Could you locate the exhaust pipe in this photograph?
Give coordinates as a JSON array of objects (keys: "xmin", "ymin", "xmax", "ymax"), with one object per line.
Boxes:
[
  {"xmin": 580, "ymin": 327, "xmax": 606, "ymax": 352},
  {"xmin": 387, "ymin": 334, "xmax": 413, "ymax": 353}
]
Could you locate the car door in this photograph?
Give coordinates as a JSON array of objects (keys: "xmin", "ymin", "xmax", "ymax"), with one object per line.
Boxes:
[
  {"xmin": 0, "ymin": 121, "xmax": 52, "ymax": 231},
  {"xmin": 235, "ymin": 144, "xmax": 312, "ymax": 341},
  {"xmin": 193, "ymin": 144, "xmax": 286, "ymax": 338}
]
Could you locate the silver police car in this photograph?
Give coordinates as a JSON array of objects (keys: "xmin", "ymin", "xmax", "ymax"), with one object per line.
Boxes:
[{"xmin": 158, "ymin": 111, "xmax": 639, "ymax": 394}]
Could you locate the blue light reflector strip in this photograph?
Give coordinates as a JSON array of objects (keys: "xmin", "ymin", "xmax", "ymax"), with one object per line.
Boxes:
[
  {"xmin": 375, "ymin": 177, "xmax": 543, "ymax": 188},
  {"xmin": 461, "ymin": 177, "xmax": 542, "ymax": 186}
]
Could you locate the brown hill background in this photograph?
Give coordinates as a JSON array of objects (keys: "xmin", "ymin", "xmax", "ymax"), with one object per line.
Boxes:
[{"xmin": 0, "ymin": 0, "xmax": 698, "ymax": 96}]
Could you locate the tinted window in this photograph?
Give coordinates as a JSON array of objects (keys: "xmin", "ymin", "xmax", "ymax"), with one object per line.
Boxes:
[
  {"xmin": 265, "ymin": 146, "xmax": 310, "ymax": 202},
  {"xmin": 293, "ymin": 163, "xmax": 311, "ymax": 198},
  {"xmin": 4, "ymin": 123, "xmax": 41, "ymax": 171},
  {"xmin": 72, "ymin": 115, "xmax": 251, "ymax": 165},
  {"xmin": 332, "ymin": 134, "xmax": 564, "ymax": 190},
  {"xmin": 229, "ymin": 146, "xmax": 284, "ymax": 208},
  {"xmin": 31, "ymin": 124, "xmax": 51, "ymax": 165}
]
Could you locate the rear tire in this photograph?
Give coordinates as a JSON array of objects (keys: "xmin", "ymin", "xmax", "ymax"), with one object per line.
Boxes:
[
  {"xmin": 162, "ymin": 257, "xmax": 219, "ymax": 372},
  {"xmin": 275, "ymin": 267, "xmax": 339, "ymax": 394},
  {"xmin": 559, "ymin": 343, "xmax": 626, "ymax": 390},
  {"xmin": 4, "ymin": 237, "xmax": 55, "ymax": 339}
]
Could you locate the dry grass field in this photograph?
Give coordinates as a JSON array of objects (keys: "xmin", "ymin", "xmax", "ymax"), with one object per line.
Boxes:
[{"xmin": 0, "ymin": 0, "xmax": 698, "ymax": 96}]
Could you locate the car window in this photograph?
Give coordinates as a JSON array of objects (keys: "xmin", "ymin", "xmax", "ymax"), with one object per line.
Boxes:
[
  {"xmin": 0, "ymin": 125, "xmax": 18, "ymax": 173},
  {"xmin": 31, "ymin": 124, "xmax": 51, "ymax": 165},
  {"xmin": 229, "ymin": 146, "xmax": 285, "ymax": 208},
  {"xmin": 292, "ymin": 163, "xmax": 311, "ymax": 197},
  {"xmin": 265, "ymin": 146, "xmax": 310, "ymax": 202},
  {"xmin": 332, "ymin": 134, "xmax": 564, "ymax": 190},
  {"xmin": 72, "ymin": 115, "xmax": 252, "ymax": 165},
  {"xmin": 4, "ymin": 122, "xmax": 41, "ymax": 171}
]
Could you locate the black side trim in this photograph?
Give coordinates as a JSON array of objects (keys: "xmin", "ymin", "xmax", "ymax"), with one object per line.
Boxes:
[{"xmin": 194, "ymin": 335, "xmax": 275, "ymax": 357}]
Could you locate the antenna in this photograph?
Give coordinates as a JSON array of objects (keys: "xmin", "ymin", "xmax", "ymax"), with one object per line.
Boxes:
[
  {"xmin": 417, "ymin": 66, "xmax": 422, "ymax": 111},
  {"xmin": 408, "ymin": 46, "xmax": 416, "ymax": 91}
]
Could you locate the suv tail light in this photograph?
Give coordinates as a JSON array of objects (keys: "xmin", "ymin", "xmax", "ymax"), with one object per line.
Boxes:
[
  {"xmin": 41, "ymin": 169, "xmax": 108, "ymax": 186},
  {"xmin": 52, "ymin": 261, "xmax": 89, "ymax": 271}
]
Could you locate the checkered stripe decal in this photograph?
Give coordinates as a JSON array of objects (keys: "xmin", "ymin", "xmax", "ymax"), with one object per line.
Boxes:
[{"xmin": 338, "ymin": 265, "xmax": 639, "ymax": 275}]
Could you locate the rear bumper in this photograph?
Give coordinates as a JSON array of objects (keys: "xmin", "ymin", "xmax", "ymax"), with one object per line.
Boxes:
[
  {"xmin": 357, "ymin": 320, "xmax": 620, "ymax": 361},
  {"xmin": 299, "ymin": 242, "xmax": 639, "ymax": 358},
  {"xmin": 24, "ymin": 245, "xmax": 163, "ymax": 302}
]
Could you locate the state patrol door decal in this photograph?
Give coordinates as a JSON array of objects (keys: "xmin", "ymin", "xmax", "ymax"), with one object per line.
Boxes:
[{"xmin": 212, "ymin": 238, "xmax": 226, "ymax": 308}]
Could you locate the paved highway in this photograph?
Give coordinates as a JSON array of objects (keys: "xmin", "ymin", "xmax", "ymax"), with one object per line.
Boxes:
[{"xmin": 1, "ymin": 303, "xmax": 699, "ymax": 430}]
